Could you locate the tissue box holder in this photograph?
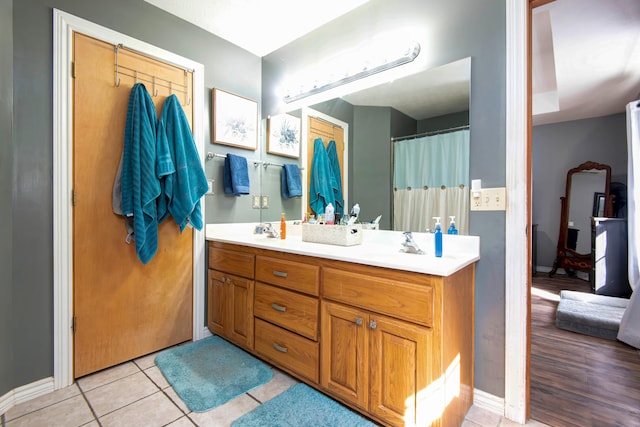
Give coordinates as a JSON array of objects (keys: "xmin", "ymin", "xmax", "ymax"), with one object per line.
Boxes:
[{"xmin": 302, "ymin": 224, "xmax": 363, "ymax": 246}]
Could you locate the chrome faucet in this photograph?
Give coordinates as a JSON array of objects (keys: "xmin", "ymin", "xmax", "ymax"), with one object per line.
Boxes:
[
  {"xmin": 400, "ymin": 231, "xmax": 424, "ymax": 254},
  {"xmin": 262, "ymin": 223, "xmax": 280, "ymax": 238}
]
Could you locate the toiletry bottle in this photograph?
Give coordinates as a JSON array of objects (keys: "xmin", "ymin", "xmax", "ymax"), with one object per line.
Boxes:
[
  {"xmin": 325, "ymin": 203, "xmax": 335, "ymax": 225},
  {"xmin": 280, "ymin": 212, "xmax": 286, "ymax": 240},
  {"xmin": 447, "ymin": 216, "xmax": 458, "ymax": 234},
  {"xmin": 433, "ymin": 217, "xmax": 443, "ymax": 257}
]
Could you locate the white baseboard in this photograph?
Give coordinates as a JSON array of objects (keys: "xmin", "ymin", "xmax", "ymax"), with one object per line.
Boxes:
[
  {"xmin": 0, "ymin": 377, "xmax": 54, "ymax": 417},
  {"xmin": 474, "ymin": 388, "xmax": 505, "ymax": 416},
  {"xmin": 200, "ymin": 326, "xmax": 213, "ymax": 339}
]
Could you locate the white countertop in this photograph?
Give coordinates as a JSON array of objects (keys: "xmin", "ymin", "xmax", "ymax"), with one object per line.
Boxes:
[{"xmin": 206, "ymin": 223, "xmax": 480, "ymax": 277}]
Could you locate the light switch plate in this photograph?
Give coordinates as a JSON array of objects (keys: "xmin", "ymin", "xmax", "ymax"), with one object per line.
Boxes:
[
  {"xmin": 252, "ymin": 195, "xmax": 261, "ymax": 209},
  {"xmin": 470, "ymin": 187, "xmax": 507, "ymax": 211},
  {"xmin": 261, "ymin": 195, "xmax": 269, "ymax": 209},
  {"xmin": 207, "ymin": 179, "xmax": 215, "ymax": 195}
]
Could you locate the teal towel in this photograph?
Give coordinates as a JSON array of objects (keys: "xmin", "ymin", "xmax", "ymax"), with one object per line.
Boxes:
[
  {"xmin": 281, "ymin": 164, "xmax": 302, "ymax": 199},
  {"xmin": 159, "ymin": 94, "xmax": 208, "ymax": 231},
  {"xmin": 121, "ymin": 83, "xmax": 166, "ymax": 264},
  {"xmin": 223, "ymin": 153, "xmax": 250, "ymax": 196},
  {"xmin": 326, "ymin": 140, "xmax": 344, "ymax": 215},
  {"xmin": 309, "ymin": 138, "xmax": 335, "ymax": 215}
]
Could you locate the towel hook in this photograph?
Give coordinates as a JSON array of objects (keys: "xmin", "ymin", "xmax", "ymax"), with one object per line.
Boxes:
[
  {"xmin": 184, "ymin": 71, "xmax": 191, "ymax": 106},
  {"xmin": 152, "ymin": 76, "xmax": 158, "ymax": 96}
]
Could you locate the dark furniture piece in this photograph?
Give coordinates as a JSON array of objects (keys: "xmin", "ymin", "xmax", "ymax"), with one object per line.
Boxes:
[{"xmin": 591, "ymin": 217, "xmax": 632, "ymax": 298}]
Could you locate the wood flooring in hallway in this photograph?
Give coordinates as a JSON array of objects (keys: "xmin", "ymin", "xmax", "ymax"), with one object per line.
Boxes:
[{"xmin": 530, "ymin": 273, "xmax": 640, "ymax": 426}]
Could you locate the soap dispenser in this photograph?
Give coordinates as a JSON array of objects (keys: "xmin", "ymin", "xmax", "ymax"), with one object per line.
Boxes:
[
  {"xmin": 325, "ymin": 203, "xmax": 335, "ymax": 225},
  {"xmin": 447, "ymin": 216, "xmax": 458, "ymax": 235},
  {"xmin": 433, "ymin": 217, "xmax": 443, "ymax": 257}
]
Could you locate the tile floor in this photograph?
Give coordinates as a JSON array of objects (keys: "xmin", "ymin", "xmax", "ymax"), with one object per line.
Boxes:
[{"xmin": 2, "ymin": 349, "xmax": 548, "ymax": 427}]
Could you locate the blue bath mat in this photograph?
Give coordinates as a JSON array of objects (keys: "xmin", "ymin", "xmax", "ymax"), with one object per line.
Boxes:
[
  {"xmin": 231, "ymin": 383, "xmax": 377, "ymax": 426},
  {"xmin": 155, "ymin": 336, "xmax": 272, "ymax": 412}
]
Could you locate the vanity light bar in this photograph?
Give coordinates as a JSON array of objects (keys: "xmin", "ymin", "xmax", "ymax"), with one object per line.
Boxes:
[{"xmin": 283, "ymin": 41, "xmax": 421, "ymax": 104}]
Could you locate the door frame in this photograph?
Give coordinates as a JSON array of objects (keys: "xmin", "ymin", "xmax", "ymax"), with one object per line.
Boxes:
[
  {"xmin": 53, "ymin": 9, "xmax": 207, "ymax": 389},
  {"xmin": 504, "ymin": 0, "xmax": 529, "ymax": 423}
]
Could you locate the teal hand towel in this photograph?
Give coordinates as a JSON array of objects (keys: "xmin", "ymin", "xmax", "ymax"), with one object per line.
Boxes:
[
  {"xmin": 159, "ymin": 94, "xmax": 208, "ymax": 231},
  {"xmin": 121, "ymin": 83, "xmax": 162, "ymax": 264},
  {"xmin": 309, "ymin": 138, "xmax": 335, "ymax": 215},
  {"xmin": 326, "ymin": 140, "xmax": 344, "ymax": 215},
  {"xmin": 281, "ymin": 164, "xmax": 302, "ymax": 199}
]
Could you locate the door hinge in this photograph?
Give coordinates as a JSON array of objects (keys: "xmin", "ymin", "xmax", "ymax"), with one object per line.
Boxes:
[
  {"xmin": 72, "ymin": 188, "xmax": 77, "ymax": 206},
  {"xmin": 72, "ymin": 316, "xmax": 77, "ymax": 333},
  {"xmin": 71, "ymin": 61, "xmax": 76, "ymax": 79}
]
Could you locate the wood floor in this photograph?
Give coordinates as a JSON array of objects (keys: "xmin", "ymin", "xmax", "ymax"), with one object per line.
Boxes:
[{"xmin": 530, "ymin": 273, "xmax": 640, "ymax": 427}]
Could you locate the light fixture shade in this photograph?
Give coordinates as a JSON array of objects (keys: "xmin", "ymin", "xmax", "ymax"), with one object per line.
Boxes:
[{"xmin": 283, "ymin": 41, "xmax": 421, "ymax": 104}]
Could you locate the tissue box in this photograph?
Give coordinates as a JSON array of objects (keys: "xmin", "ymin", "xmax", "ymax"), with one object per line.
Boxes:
[{"xmin": 301, "ymin": 223, "xmax": 363, "ymax": 246}]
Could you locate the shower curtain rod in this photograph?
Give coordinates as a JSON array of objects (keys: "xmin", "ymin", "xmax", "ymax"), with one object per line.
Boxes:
[{"xmin": 391, "ymin": 124, "xmax": 469, "ymax": 142}]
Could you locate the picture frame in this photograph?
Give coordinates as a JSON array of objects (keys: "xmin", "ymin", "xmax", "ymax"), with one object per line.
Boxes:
[
  {"xmin": 212, "ymin": 88, "xmax": 258, "ymax": 150},
  {"xmin": 592, "ymin": 192, "xmax": 606, "ymax": 217},
  {"xmin": 267, "ymin": 113, "xmax": 301, "ymax": 158}
]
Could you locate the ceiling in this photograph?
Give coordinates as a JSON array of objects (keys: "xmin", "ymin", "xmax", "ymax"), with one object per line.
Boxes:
[{"xmin": 145, "ymin": 0, "xmax": 640, "ymax": 125}]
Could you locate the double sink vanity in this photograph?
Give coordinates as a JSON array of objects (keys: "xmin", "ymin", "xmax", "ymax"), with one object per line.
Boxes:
[{"xmin": 205, "ymin": 223, "xmax": 479, "ymax": 427}]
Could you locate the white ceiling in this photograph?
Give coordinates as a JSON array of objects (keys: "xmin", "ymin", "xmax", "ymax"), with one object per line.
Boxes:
[{"xmin": 145, "ymin": 0, "xmax": 640, "ymax": 125}]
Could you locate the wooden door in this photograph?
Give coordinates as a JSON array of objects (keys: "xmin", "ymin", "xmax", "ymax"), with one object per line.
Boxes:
[
  {"xmin": 306, "ymin": 116, "xmax": 345, "ymax": 216},
  {"xmin": 73, "ymin": 33, "xmax": 194, "ymax": 377},
  {"xmin": 227, "ymin": 274, "xmax": 254, "ymax": 349},
  {"xmin": 208, "ymin": 270, "xmax": 226, "ymax": 336},
  {"xmin": 320, "ymin": 301, "xmax": 368, "ymax": 410},
  {"xmin": 369, "ymin": 314, "xmax": 432, "ymax": 427}
]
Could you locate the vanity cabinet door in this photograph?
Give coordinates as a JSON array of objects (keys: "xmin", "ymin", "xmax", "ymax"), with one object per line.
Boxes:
[
  {"xmin": 369, "ymin": 313, "xmax": 432, "ymax": 427},
  {"xmin": 207, "ymin": 269, "xmax": 254, "ymax": 349},
  {"xmin": 320, "ymin": 301, "xmax": 369, "ymax": 410}
]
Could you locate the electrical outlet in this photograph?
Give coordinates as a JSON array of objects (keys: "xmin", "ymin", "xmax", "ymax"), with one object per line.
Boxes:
[
  {"xmin": 470, "ymin": 187, "xmax": 507, "ymax": 211},
  {"xmin": 252, "ymin": 195, "xmax": 261, "ymax": 209},
  {"xmin": 261, "ymin": 195, "xmax": 269, "ymax": 209},
  {"xmin": 207, "ymin": 179, "xmax": 215, "ymax": 195}
]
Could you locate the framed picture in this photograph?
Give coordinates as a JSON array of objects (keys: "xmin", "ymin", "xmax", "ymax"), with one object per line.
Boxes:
[
  {"xmin": 212, "ymin": 88, "xmax": 258, "ymax": 150},
  {"xmin": 267, "ymin": 113, "xmax": 301, "ymax": 158},
  {"xmin": 592, "ymin": 192, "xmax": 606, "ymax": 217}
]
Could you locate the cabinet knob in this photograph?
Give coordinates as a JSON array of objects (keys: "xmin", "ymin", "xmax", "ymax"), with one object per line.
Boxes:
[
  {"xmin": 272, "ymin": 342, "xmax": 288, "ymax": 353},
  {"xmin": 355, "ymin": 317, "xmax": 363, "ymax": 326},
  {"xmin": 220, "ymin": 276, "xmax": 226, "ymax": 283},
  {"xmin": 369, "ymin": 320, "xmax": 377, "ymax": 330},
  {"xmin": 226, "ymin": 278, "xmax": 232, "ymax": 284}
]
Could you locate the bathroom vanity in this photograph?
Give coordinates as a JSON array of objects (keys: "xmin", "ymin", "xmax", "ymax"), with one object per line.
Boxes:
[{"xmin": 206, "ymin": 224, "xmax": 479, "ymax": 427}]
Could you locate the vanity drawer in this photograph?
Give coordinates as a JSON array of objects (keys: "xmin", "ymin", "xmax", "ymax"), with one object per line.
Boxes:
[
  {"xmin": 322, "ymin": 268, "xmax": 434, "ymax": 327},
  {"xmin": 209, "ymin": 247, "xmax": 255, "ymax": 279},
  {"xmin": 255, "ymin": 256, "xmax": 319, "ymax": 296},
  {"xmin": 254, "ymin": 318, "xmax": 319, "ymax": 383},
  {"xmin": 254, "ymin": 283, "xmax": 318, "ymax": 340}
]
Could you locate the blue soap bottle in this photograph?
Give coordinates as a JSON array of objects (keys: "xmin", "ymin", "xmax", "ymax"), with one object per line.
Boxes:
[
  {"xmin": 433, "ymin": 217, "xmax": 443, "ymax": 257},
  {"xmin": 447, "ymin": 216, "xmax": 458, "ymax": 235}
]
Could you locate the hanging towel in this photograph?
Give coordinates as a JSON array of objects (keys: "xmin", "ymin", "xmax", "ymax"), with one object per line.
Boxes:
[
  {"xmin": 159, "ymin": 94, "xmax": 208, "ymax": 231},
  {"xmin": 326, "ymin": 140, "xmax": 344, "ymax": 216},
  {"xmin": 223, "ymin": 153, "xmax": 250, "ymax": 196},
  {"xmin": 120, "ymin": 83, "xmax": 168, "ymax": 264},
  {"xmin": 281, "ymin": 164, "xmax": 302, "ymax": 199},
  {"xmin": 309, "ymin": 138, "xmax": 335, "ymax": 215}
]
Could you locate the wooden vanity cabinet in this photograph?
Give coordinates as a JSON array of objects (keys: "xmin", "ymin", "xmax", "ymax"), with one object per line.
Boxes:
[
  {"xmin": 206, "ymin": 242, "xmax": 474, "ymax": 427},
  {"xmin": 208, "ymin": 245, "xmax": 255, "ymax": 349}
]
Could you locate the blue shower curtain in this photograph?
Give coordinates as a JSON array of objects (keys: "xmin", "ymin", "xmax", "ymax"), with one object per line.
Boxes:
[{"xmin": 393, "ymin": 129, "xmax": 470, "ymax": 233}]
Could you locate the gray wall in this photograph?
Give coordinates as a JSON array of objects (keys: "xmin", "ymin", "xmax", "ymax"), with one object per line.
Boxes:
[
  {"xmin": 4, "ymin": 0, "xmax": 261, "ymax": 394},
  {"xmin": 418, "ymin": 110, "xmax": 470, "ymax": 133},
  {"xmin": 532, "ymin": 113, "xmax": 628, "ymax": 269},
  {"xmin": 262, "ymin": 0, "xmax": 507, "ymax": 396},
  {"xmin": 1, "ymin": 0, "xmax": 14, "ymax": 398}
]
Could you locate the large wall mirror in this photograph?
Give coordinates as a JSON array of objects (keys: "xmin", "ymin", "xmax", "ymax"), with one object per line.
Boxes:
[
  {"xmin": 549, "ymin": 161, "xmax": 612, "ymax": 277},
  {"xmin": 269, "ymin": 57, "xmax": 471, "ymax": 231}
]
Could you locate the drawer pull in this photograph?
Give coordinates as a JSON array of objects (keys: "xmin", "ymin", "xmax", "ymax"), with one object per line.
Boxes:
[
  {"xmin": 355, "ymin": 317, "xmax": 363, "ymax": 326},
  {"xmin": 272, "ymin": 270, "xmax": 288, "ymax": 278},
  {"xmin": 273, "ymin": 342, "xmax": 288, "ymax": 353},
  {"xmin": 271, "ymin": 303, "xmax": 287, "ymax": 312},
  {"xmin": 369, "ymin": 320, "xmax": 377, "ymax": 330}
]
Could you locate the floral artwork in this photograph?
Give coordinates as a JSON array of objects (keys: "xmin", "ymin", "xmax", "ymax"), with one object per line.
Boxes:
[
  {"xmin": 267, "ymin": 113, "xmax": 301, "ymax": 158},
  {"xmin": 212, "ymin": 88, "xmax": 257, "ymax": 150}
]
